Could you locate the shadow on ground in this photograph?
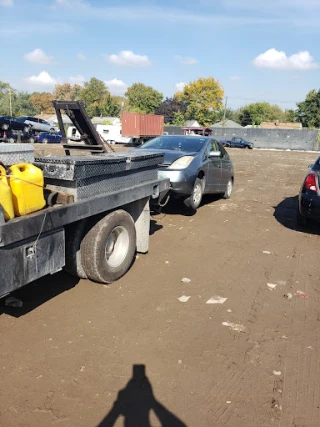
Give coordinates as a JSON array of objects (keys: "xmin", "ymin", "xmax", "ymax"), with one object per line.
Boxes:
[
  {"xmin": 0, "ymin": 271, "xmax": 79, "ymax": 317},
  {"xmin": 152, "ymin": 194, "xmax": 222, "ymax": 218},
  {"xmin": 273, "ymin": 195, "xmax": 320, "ymax": 235},
  {"xmin": 149, "ymin": 219, "xmax": 163, "ymax": 236},
  {"xmin": 97, "ymin": 364, "xmax": 187, "ymax": 427}
]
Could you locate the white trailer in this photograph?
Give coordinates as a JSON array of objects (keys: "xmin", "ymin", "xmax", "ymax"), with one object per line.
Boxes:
[{"xmin": 94, "ymin": 124, "xmax": 132, "ymax": 145}]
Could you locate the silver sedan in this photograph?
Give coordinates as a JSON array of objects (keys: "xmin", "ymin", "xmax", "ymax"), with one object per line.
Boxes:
[{"xmin": 134, "ymin": 135, "xmax": 234, "ymax": 210}]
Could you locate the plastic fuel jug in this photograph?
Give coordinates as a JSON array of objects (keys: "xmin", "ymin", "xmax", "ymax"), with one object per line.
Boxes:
[
  {"xmin": 0, "ymin": 166, "xmax": 14, "ymax": 221},
  {"xmin": 9, "ymin": 163, "xmax": 46, "ymax": 216}
]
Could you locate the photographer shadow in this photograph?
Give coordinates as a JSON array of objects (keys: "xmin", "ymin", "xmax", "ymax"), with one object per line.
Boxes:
[{"xmin": 97, "ymin": 364, "xmax": 187, "ymax": 427}]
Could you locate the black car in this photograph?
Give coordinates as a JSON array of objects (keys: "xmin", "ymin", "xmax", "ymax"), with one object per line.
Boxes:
[
  {"xmin": 0, "ymin": 129, "xmax": 35, "ymax": 144},
  {"xmin": 220, "ymin": 137, "xmax": 253, "ymax": 149},
  {"xmin": 0, "ymin": 116, "xmax": 30, "ymax": 132},
  {"xmin": 297, "ymin": 158, "xmax": 320, "ymax": 226}
]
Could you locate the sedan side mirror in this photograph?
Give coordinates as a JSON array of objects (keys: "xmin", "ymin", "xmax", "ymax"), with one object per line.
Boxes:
[{"xmin": 209, "ymin": 150, "xmax": 221, "ymax": 158}]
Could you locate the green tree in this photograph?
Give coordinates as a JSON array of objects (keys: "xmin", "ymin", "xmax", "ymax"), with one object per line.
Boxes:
[
  {"xmin": 212, "ymin": 108, "xmax": 239, "ymax": 124},
  {"xmin": 154, "ymin": 97, "xmax": 187, "ymax": 124},
  {"xmin": 53, "ymin": 83, "xmax": 82, "ymax": 101},
  {"xmin": 0, "ymin": 81, "xmax": 15, "ymax": 115},
  {"xmin": 99, "ymin": 94, "xmax": 121, "ymax": 117},
  {"xmin": 175, "ymin": 77, "xmax": 224, "ymax": 126},
  {"xmin": 30, "ymin": 92, "xmax": 54, "ymax": 114},
  {"xmin": 79, "ymin": 78, "xmax": 108, "ymax": 116},
  {"xmin": 125, "ymin": 83, "xmax": 163, "ymax": 114},
  {"xmin": 0, "ymin": 82, "xmax": 37, "ymax": 116},
  {"xmin": 284, "ymin": 109, "xmax": 297, "ymax": 122},
  {"xmin": 14, "ymin": 92, "xmax": 38, "ymax": 116},
  {"xmin": 238, "ymin": 102, "xmax": 285, "ymax": 126},
  {"xmin": 171, "ymin": 111, "xmax": 186, "ymax": 126},
  {"xmin": 296, "ymin": 89, "xmax": 320, "ymax": 128}
]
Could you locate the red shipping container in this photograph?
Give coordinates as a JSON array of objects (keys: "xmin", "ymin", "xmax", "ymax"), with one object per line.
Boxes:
[{"xmin": 121, "ymin": 113, "xmax": 164, "ymax": 137}]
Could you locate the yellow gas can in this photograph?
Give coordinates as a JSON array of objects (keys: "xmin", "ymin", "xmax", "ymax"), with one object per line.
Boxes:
[
  {"xmin": 0, "ymin": 166, "xmax": 14, "ymax": 221},
  {"xmin": 9, "ymin": 163, "xmax": 46, "ymax": 216}
]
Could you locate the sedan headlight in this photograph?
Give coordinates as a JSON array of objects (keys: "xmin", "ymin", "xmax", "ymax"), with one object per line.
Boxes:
[{"xmin": 167, "ymin": 156, "xmax": 194, "ymax": 170}]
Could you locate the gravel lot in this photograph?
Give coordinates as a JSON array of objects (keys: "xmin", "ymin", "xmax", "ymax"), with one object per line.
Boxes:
[{"xmin": 1, "ymin": 147, "xmax": 320, "ymax": 427}]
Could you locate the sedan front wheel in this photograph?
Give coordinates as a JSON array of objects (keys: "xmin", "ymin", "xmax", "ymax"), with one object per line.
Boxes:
[{"xmin": 184, "ymin": 178, "xmax": 203, "ymax": 210}]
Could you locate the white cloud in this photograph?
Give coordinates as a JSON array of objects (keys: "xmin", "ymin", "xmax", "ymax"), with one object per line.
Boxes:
[
  {"xmin": 24, "ymin": 48, "xmax": 52, "ymax": 65},
  {"xmin": 175, "ymin": 56, "xmax": 198, "ymax": 65},
  {"xmin": 253, "ymin": 48, "xmax": 319, "ymax": 70},
  {"xmin": 77, "ymin": 53, "xmax": 86, "ymax": 60},
  {"xmin": 105, "ymin": 79, "xmax": 128, "ymax": 95},
  {"xmin": 26, "ymin": 71, "xmax": 57, "ymax": 86},
  {"xmin": 229, "ymin": 76, "xmax": 240, "ymax": 81},
  {"xmin": 106, "ymin": 50, "xmax": 151, "ymax": 67},
  {"xmin": 0, "ymin": 0, "xmax": 13, "ymax": 6},
  {"xmin": 175, "ymin": 82, "xmax": 186, "ymax": 92},
  {"xmin": 69, "ymin": 75, "xmax": 85, "ymax": 85}
]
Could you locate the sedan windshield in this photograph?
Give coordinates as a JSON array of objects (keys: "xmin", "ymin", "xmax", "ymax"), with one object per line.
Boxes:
[{"xmin": 141, "ymin": 136, "xmax": 207, "ymax": 152}]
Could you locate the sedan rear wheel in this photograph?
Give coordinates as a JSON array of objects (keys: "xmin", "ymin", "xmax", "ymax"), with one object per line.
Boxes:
[
  {"xmin": 223, "ymin": 179, "xmax": 233, "ymax": 199},
  {"xmin": 184, "ymin": 178, "xmax": 203, "ymax": 210},
  {"xmin": 42, "ymin": 138, "xmax": 48, "ymax": 144}
]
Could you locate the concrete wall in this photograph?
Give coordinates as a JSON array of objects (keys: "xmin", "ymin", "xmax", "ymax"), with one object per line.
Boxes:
[
  {"xmin": 164, "ymin": 126, "xmax": 319, "ymax": 151},
  {"xmin": 210, "ymin": 128, "xmax": 319, "ymax": 151}
]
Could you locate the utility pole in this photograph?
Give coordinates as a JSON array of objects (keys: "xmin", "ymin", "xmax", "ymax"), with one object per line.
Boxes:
[
  {"xmin": 223, "ymin": 96, "xmax": 228, "ymax": 124},
  {"xmin": 9, "ymin": 88, "xmax": 13, "ymax": 116}
]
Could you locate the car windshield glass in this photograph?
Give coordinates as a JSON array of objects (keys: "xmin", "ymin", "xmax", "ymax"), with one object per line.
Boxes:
[{"xmin": 141, "ymin": 136, "xmax": 206, "ymax": 152}]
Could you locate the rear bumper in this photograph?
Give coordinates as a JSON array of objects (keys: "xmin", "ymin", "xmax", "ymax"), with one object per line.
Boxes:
[{"xmin": 299, "ymin": 191, "xmax": 320, "ymax": 220}]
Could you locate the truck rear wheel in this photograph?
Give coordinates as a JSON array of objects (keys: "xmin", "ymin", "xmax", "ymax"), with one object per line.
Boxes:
[{"xmin": 81, "ymin": 210, "xmax": 136, "ymax": 284}]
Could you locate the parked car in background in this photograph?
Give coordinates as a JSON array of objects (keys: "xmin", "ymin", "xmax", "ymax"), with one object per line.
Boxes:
[
  {"xmin": 0, "ymin": 129, "xmax": 35, "ymax": 143},
  {"xmin": 133, "ymin": 135, "xmax": 234, "ymax": 211},
  {"xmin": 220, "ymin": 137, "xmax": 253, "ymax": 149},
  {"xmin": 0, "ymin": 116, "xmax": 31, "ymax": 132},
  {"xmin": 16, "ymin": 116, "xmax": 55, "ymax": 133},
  {"xmin": 35, "ymin": 131, "xmax": 62, "ymax": 144},
  {"xmin": 297, "ymin": 158, "xmax": 320, "ymax": 227}
]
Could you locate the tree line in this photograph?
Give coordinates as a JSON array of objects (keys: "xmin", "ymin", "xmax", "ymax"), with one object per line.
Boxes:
[{"xmin": 0, "ymin": 78, "xmax": 319, "ymax": 128}]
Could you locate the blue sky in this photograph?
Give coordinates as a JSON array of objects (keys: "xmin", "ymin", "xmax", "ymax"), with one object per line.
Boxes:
[{"xmin": 1, "ymin": 0, "xmax": 320, "ymax": 109}]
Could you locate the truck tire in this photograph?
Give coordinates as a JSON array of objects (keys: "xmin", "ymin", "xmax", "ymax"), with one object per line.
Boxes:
[
  {"xmin": 64, "ymin": 220, "xmax": 89, "ymax": 279},
  {"xmin": 81, "ymin": 210, "xmax": 136, "ymax": 284}
]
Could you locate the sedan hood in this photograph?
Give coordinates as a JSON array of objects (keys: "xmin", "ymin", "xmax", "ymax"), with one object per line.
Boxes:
[{"xmin": 133, "ymin": 148, "xmax": 197, "ymax": 166}]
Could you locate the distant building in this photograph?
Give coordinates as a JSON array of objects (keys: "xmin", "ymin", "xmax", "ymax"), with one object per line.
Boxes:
[
  {"xmin": 184, "ymin": 120, "xmax": 200, "ymax": 127},
  {"xmin": 260, "ymin": 121, "xmax": 302, "ymax": 129},
  {"xmin": 211, "ymin": 120, "xmax": 242, "ymax": 128}
]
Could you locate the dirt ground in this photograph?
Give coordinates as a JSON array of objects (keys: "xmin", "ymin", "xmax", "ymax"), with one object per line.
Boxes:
[{"xmin": 1, "ymin": 147, "xmax": 320, "ymax": 427}]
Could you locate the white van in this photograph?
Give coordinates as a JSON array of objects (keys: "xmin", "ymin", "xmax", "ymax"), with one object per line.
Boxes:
[
  {"xmin": 67, "ymin": 126, "xmax": 81, "ymax": 140},
  {"xmin": 95, "ymin": 124, "xmax": 132, "ymax": 145}
]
